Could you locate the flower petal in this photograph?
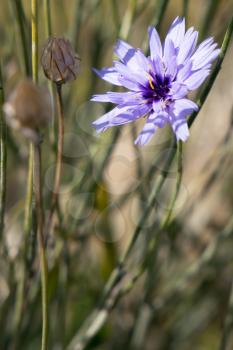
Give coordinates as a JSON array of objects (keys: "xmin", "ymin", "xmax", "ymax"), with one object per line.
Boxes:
[
  {"xmin": 135, "ymin": 121, "xmax": 157, "ymax": 145},
  {"xmin": 115, "ymin": 40, "xmax": 149, "ymax": 72},
  {"xmin": 177, "ymin": 27, "xmax": 198, "ymax": 64},
  {"xmin": 170, "ymin": 115, "xmax": 189, "ymax": 141},
  {"xmin": 169, "ymin": 82, "xmax": 189, "ymax": 99},
  {"xmin": 91, "ymin": 91, "xmax": 143, "ymax": 104},
  {"xmin": 191, "ymin": 37, "xmax": 220, "ymax": 70},
  {"xmin": 114, "ymin": 61, "xmax": 148, "ymax": 88},
  {"xmin": 93, "ymin": 67, "xmax": 121, "ymax": 86},
  {"xmin": 172, "ymin": 98, "xmax": 199, "ymax": 117},
  {"xmin": 148, "ymin": 26, "xmax": 162, "ymax": 59},
  {"xmin": 163, "ymin": 39, "xmax": 177, "ymax": 78},
  {"xmin": 110, "ymin": 104, "xmax": 151, "ymax": 125},
  {"xmin": 92, "ymin": 106, "xmax": 129, "ymax": 133},
  {"xmin": 135, "ymin": 111, "xmax": 168, "ymax": 145},
  {"xmin": 166, "ymin": 17, "xmax": 185, "ymax": 48},
  {"xmin": 184, "ymin": 69, "xmax": 210, "ymax": 90},
  {"xmin": 114, "ymin": 40, "xmax": 135, "ymax": 63}
]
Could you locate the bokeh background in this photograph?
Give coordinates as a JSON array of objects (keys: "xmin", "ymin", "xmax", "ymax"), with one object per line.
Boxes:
[{"xmin": 0, "ymin": 0, "xmax": 233, "ymax": 349}]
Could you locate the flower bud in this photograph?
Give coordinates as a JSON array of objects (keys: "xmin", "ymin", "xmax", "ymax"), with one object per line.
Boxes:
[
  {"xmin": 41, "ymin": 37, "xmax": 80, "ymax": 84},
  {"xmin": 3, "ymin": 79, "xmax": 51, "ymax": 142}
]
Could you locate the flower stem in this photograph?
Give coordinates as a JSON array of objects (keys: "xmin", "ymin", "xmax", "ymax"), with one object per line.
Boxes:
[
  {"xmin": 34, "ymin": 143, "xmax": 49, "ymax": 350},
  {"xmin": 31, "ymin": 1, "xmax": 49, "ymax": 350},
  {"xmin": 182, "ymin": 0, "xmax": 189, "ymax": 19},
  {"xmin": 12, "ymin": 0, "xmax": 30, "ymax": 76},
  {"xmin": 0, "ymin": 65, "xmax": 7, "ymax": 237},
  {"xmin": 160, "ymin": 141, "xmax": 183, "ymax": 228},
  {"xmin": 119, "ymin": 0, "xmax": 137, "ymax": 40},
  {"xmin": 47, "ymin": 83, "xmax": 64, "ymax": 233},
  {"xmin": 199, "ymin": 0, "xmax": 220, "ymax": 41},
  {"xmin": 43, "ymin": 0, "xmax": 52, "ymax": 38}
]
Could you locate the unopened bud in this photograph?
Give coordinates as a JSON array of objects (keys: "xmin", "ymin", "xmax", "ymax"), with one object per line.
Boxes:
[
  {"xmin": 41, "ymin": 37, "xmax": 80, "ymax": 84},
  {"xmin": 4, "ymin": 79, "xmax": 51, "ymax": 142}
]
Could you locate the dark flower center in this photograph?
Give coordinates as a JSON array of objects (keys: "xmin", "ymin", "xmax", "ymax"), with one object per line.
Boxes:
[{"xmin": 142, "ymin": 73, "xmax": 171, "ymax": 102}]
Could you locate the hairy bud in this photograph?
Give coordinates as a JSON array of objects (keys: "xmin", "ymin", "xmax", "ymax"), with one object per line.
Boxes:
[
  {"xmin": 3, "ymin": 79, "xmax": 51, "ymax": 142},
  {"xmin": 41, "ymin": 37, "xmax": 80, "ymax": 84}
]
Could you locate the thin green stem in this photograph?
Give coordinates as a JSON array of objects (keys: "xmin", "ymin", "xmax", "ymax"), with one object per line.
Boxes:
[
  {"xmin": 199, "ymin": 0, "xmax": 220, "ymax": 41},
  {"xmin": 43, "ymin": 0, "xmax": 52, "ymax": 38},
  {"xmin": 160, "ymin": 141, "xmax": 183, "ymax": 228},
  {"xmin": 119, "ymin": 0, "xmax": 137, "ymax": 40},
  {"xmin": 110, "ymin": 0, "xmax": 120, "ymax": 36},
  {"xmin": 71, "ymin": 0, "xmax": 85, "ymax": 50},
  {"xmin": 0, "ymin": 65, "xmax": 7, "ymax": 236},
  {"xmin": 31, "ymin": 1, "xmax": 49, "ymax": 350},
  {"xmin": 12, "ymin": 142, "xmax": 33, "ymax": 348},
  {"xmin": 144, "ymin": 0, "xmax": 170, "ymax": 53},
  {"xmin": 12, "ymin": 0, "xmax": 30, "ymax": 75},
  {"xmin": 182, "ymin": 0, "xmax": 189, "ymax": 19},
  {"xmin": 34, "ymin": 144, "xmax": 49, "ymax": 350},
  {"xmin": 219, "ymin": 278, "xmax": 233, "ymax": 350},
  {"xmin": 47, "ymin": 84, "xmax": 64, "ymax": 234},
  {"xmin": 31, "ymin": 0, "xmax": 38, "ymax": 83}
]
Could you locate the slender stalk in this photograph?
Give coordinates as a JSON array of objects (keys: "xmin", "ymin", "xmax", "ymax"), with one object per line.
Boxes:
[
  {"xmin": 182, "ymin": 0, "xmax": 189, "ymax": 19},
  {"xmin": 0, "ymin": 65, "xmax": 7, "ymax": 236},
  {"xmin": 144, "ymin": 0, "xmax": 170, "ymax": 53},
  {"xmin": 66, "ymin": 19, "xmax": 233, "ymax": 350},
  {"xmin": 110, "ymin": 0, "xmax": 120, "ymax": 35},
  {"xmin": 13, "ymin": 1, "xmax": 36, "ymax": 339},
  {"xmin": 219, "ymin": 278, "xmax": 233, "ymax": 350},
  {"xmin": 71, "ymin": 0, "xmax": 85, "ymax": 50},
  {"xmin": 160, "ymin": 141, "xmax": 183, "ymax": 228},
  {"xmin": 34, "ymin": 144, "xmax": 49, "ymax": 350},
  {"xmin": 119, "ymin": 0, "xmax": 137, "ymax": 40},
  {"xmin": 32, "ymin": 1, "xmax": 49, "ymax": 350},
  {"xmin": 199, "ymin": 0, "xmax": 220, "ymax": 41},
  {"xmin": 43, "ymin": 0, "xmax": 52, "ymax": 38},
  {"xmin": 12, "ymin": 0, "xmax": 30, "ymax": 75},
  {"xmin": 31, "ymin": 0, "xmax": 38, "ymax": 83},
  {"xmin": 47, "ymin": 84, "xmax": 64, "ymax": 233}
]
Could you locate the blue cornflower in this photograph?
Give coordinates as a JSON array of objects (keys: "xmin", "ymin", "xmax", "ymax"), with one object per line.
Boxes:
[{"xmin": 91, "ymin": 17, "xmax": 220, "ymax": 145}]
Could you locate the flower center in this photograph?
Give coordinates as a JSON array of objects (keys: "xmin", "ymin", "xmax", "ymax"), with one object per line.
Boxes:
[{"xmin": 142, "ymin": 73, "xmax": 171, "ymax": 102}]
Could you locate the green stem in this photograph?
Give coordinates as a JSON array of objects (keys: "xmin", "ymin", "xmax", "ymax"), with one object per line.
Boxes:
[
  {"xmin": 31, "ymin": 1, "xmax": 49, "ymax": 350},
  {"xmin": 43, "ymin": 0, "xmax": 52, "ymax": 38},
  {"xmin": 34, "ymin": 144, "xmax": 49, "ymax": 350},
  {"xmin": 71, "ymin": 0, "xmax": 85, "ymax": 50},
  {"xmin": 182, "ymin": 0, "xmax": 189, "ymax": 19},
  {"xmin": 110, "ymin": 0, "xmax": 120, "ymax": 35},
  {"xmin": 119, "ymin": 0, "xmax": 137, "ymax": 40},
  {"xmin": 160, "ymin": 141, "xmax": 183, "ymax": 228},
  {"xmin": 199, "ymin": 0, "xmax": 220, "ymax": 41},
  {"xmin": 31, "ymin": 0, "xmax": 38, "ymax": 83},
  {"xmin": 0, "ymin": 65, "xmax": 7, "ymax": 236},
  {"xmin": 144, "ymin": 0, "xmax": 170, "ymax": 53},
  {"xmin": 12, "ymin": 0, "xmax": 30, "ymax": 75},
  {"xmin": 219, "ymin": 277, "xmax": 233, "ymax": 350},
  {"xmin": 47, "ymin": 84, "xmax": 64, "ymax": 234}
]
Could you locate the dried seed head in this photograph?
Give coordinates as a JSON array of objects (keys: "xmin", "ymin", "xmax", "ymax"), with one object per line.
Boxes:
[
  {"xmin": 3, "ymin": 79, "xmax": 51, "ymax": 142},
  {"xmin": 41, "ymin": 37, "xmax": 80, "ymax": 84}
]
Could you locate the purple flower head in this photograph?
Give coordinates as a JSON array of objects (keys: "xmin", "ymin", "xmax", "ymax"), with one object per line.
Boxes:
[{"xmin": 91, "ymin": 17, "xmax": 220, "ymax": 145}]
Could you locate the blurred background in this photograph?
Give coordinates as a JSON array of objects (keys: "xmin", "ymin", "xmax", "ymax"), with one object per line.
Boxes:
[{"xmin": 0, "ymin": 0, "xmax": 233, "ymax": 349}]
